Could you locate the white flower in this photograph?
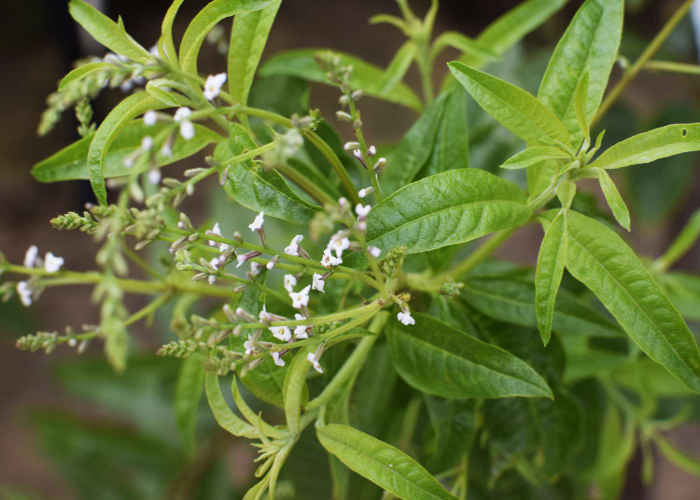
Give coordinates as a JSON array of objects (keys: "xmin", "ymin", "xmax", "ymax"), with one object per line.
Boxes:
[
  {"xmin": 328, "ymin": 236, "xmax": 350, "ymax": 258},
  {"xmin": 250, "ymin": 261, "xmax": 261, "ymax": 277},
  {"xmin": 283, "ymin": 274, "xmax": 297, "ymax": 293},
  {"xmin": 244, "ymin": 335, "xmax": 255, "ymax": 355},
  {"xmin": 208, "ymin": 258, "xmax": 219, "ymax": 284},
  {"xmin": 355, "ymin": 204, "xmax": 371, "ymax": 219},
  {"xmin": 209, "ymin": 223, "xmax": 222, "ymax": 246},
  {"xmin": 353, "ymin": 149, "xmax": 363, "ymax": 160},
  {"xmin": 149, "ymin": 45, "xmax": 160, "ymax": 58},
  {"xmin": 248, "ymin": 211, "xmax": 264, "ymax": 232},
  {"xmin": 17, "ymin": 281, "xmax": 32, "ymax": 307},
  {"xmin": 271, "ymin": 351, "xmax": 285, "ymax": 367},
  {"xmin": 284, "ymin": 235, "xmax": 304, "ymax": 256},
  {"xmin": 44, "ymin": 252, "xmax": 64, "ymax": 273},
  {"xmin": 307, "ymin": 352, "xmax": 323, "ymax": 373},
  {"xmin": 358, "ymin": 187, "xmax": 374, "ymax": 198},
  {"xmin": 208, "ymin": 275, "xmax": 216, "ymax": 285},
  {"xmin": 24, "ymin": 245, "xmax": 38, "ymax": 268},
  {"xmin": 236, "ymin": 254, "xmax": 247, "ymax": 268},
  {"xmin": 343, "ymin": 141, "xmax": 360, "ymax": 151},
  {"xmin": 259, "ymin": 305, "xmax": 272, "ymax": 323},
  {"xmin": 160, "ymin": 143, "xmax": 173, "ymax": 158},
  {"xmin": 289, "ymin": 285, "xmax": 311, "ymax": 309},
  {"xmin": 374, "ymin": 157, "xmax": 387, "ymax": 170},
  {"xmin": 338, "ymin": 197, "xmax": 349, "ymax": 209},
  {"xmin": 266, "ymin": 259, "xmax": 277, "ymax": 270},
  {"xmin": 398, "ymin": 311, "xmax": 415, "ymax": 326},
  {"xmin": 368, "ymin": 246, "xmax": 381, "ymax": 258},
  {"xmin": 321, "ymin": 248, "xmax": 343, "ymax": 268},
  {"xmin": 270, "ymin": 326, "xmax": 292, "ymax": 342},
  {"xmin": 294, "ymin": 314, "xmax": 309, "ymax": 339},
  {"xmin": 141, "ymin": 136, "xmax": 153, "ymax": 151},
  {"xmin": 312, "ymin": 273, "xmax": 325, "ymax": 293},
  {"xmin": 148, "ymin": 168, "xmax": 161, "ymax": 185},
  {"xmin": 367, "ymin": 145, "xmax": 376, "ymax": 156},
  {"xmin": 180, "ymin": 121, "xmax": 195, "ymax": 140},
  {"xmin": 203, "ymin": 73, "xmax": 227, "ymax": 100},
  {"xmin": 143, "ymin": 110, "xmax": 157, "ymax": 126},
  {"xmin": 174, "ymin": 107, "xmax": 192, "ymax": 122}
]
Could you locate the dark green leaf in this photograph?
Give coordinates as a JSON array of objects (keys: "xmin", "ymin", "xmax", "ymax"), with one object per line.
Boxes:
[
  {"xmin": 501, "ymin": 146, "xmax": 569, "ymax": 170},
  {"xmin": 597, "ymin": 168, "xmax": 631, "ymax": 231},
  {"xmin": 535, "ymin": 211, "xmax": 568, "ymax": 345},
  {"xmin": 423, "ymin": 396, "xmax": 477, "ymax": 473},
  {"xmin": 204, "ymin": 371, "xmax": 258, "ymax": 438},
  {"xmin": 174, "ymin": 354, "xmax": 205, "ymax": 454}
]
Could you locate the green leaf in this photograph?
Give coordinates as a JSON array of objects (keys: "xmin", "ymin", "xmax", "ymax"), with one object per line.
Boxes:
[
  {"xmin": 104, "ymin": 320, "xmax": 129, "ymax": 374},
  {"xmin": 145, "ymin": 81, "xmax": 181, "ymax": 107},
  {"xmin": 174, "ymin": 354, "xmax": 205, "ymax": 455},
  {"xmin": 574, "ymin": 69, "xmax": 591, "ymax": 146},
  {"xmin": 501, "ymin": 146, "xmax": 569, "ymax": 170},
  {"xmin": 657, "ymin": 209, "xmax": 700, "ymax": 270},
  {"xmin": 542, "ymin": 210, "xmax": 700, "ymax": 393},
  {"xmin": 535, "ymin": 211, "xmax": 567, "ymax": 346},
  {"xmin": 218, "ymin": 124, "xmax": 322, "ymax": 225},
  {"xmin": 387, "ymin": 313, "xmax": 552, "ymax": 399},
  {"xmin": 33, "ymin": 122, "xmax": 223, "ymax": 183},
  {"xmin": 537, "ymin": 0, "xmax": 623, "ymax": 144},
  {"xmin": 557, "ymin": 180, "xmax": 577, "ymax": 210},
  {"xmin": 231, "ymin": 377, "xmax": 286, "ymax": 438},
  {"xmin": 597, "ymin": 168, "xmax": 631, "ymax": 231},
  {"xmin": 448, "ymin": 62, "xmax": 571, "ymax": 147},
  {"xmin": 87, "ymin": 93, "xmax": 163, "ymax": 204},
  {"xmin": 204, "ymin": 371, "xmax": 258, "ymax": 438},
  {"xmin": 663, "ymin": 273, "xmax": 700, "ymax": 322},
  {"xmin": 423, "ymin": 396, "xmax": 477, "ymax": 473},
  {"xmin": 69, "ymin": 0, "xmax": 151, "ymax": 63},
  {"xmin": 179, "ymin": 0, "xmax": 272, "ymax": 76},
  {"xmin": 228, "ymin": 0, "xmax": 282, "ymax": 107},
  {"xmin": 259, "ymin": 49, "xmax": 423, "ymax": 112},
  {"xmin": 317, "ymin": 424, "xmax": 457, "ymax": 500},
  {"xmin": 460, "ymin": 277, "xmax": 623, "ymax": 338},
  {"xmin": 160, "ymin": 0, "xmax": 185, "ymax": 66},
  {"xmin": 58, "ymin": 62, "xmax": 112, "ymax": 91},
  {"xmin": 283, "ymin": 345, "xmax": 313, "ymax": 435},
  {"xmin": 430, "ymin": 32, "xmax": 499, "ymax": 64},
  {"xmin": 587, "ymin": 123, "xmax": 700, "ymax": 170},
  {"xmin": 655, "ymin": 435, "xmax": 700, "ymax": 478},
  {"xmin": 379, "ymin": 41, "xmax": 417, "ymax": 95},
  {"xmin": 362, "ymin": 169, "xmax": 531, "ymax": 257}
]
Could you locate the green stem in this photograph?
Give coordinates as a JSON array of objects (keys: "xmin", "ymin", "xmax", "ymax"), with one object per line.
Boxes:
[
  {"xmin": 644, "ymin": 59, "xmax": 700, "ymax": 76},
  {"xmin": 592, "ymin": 0, "xmax": 694, "ymax": 128},
  {"xmin": 305, "ymin": 311, "xmax": 388, "ymax": 410},
  {"xmin": 273, "ymin": 162, "xmax": 337, "ymax": 206},
  {"xmin": 232, "ymin": 301, "xmax": 381, "ymax": 330},
  {"xmin": 347, "ymin": 98, "xmax": 383, "ymax": 202}
]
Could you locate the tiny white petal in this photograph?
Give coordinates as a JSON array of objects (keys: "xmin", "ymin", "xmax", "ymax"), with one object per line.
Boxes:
[
  {"xmin": 283, "ymin": 274, "xmax": 297, "ymax": 293},
  {"xmin": 355, "ymin": 204, "xmax": 371, "ymax": 218},
  {"xmin": 248, "ymin": 211, "xmax": 265, "ymax": 232},
  {"xmin": 141, "ymin": 136, "xmax": 153, "ymax": 151},
  {"xmin": 44, "ymin": 252, "xmax": 64, "ymax": 273},
  {"xmin": 250, "ymin": 261, "xmax": 261, "ymax": 276},
  {"xmin": 24, "ymin": 245, "xmax": 38, "ymax": 268},
  {"xmin": 148, "ymin": 168, "xmax": 161, "ymax": 185},
  {"xmin": 180, "ymin": 121, "xmax": 195, "ymax": 140},
  {"xmin": 397, "ymin": 311, "xmax": 416, "ymax": 326},
  {"xmin": 272, "ymin": 351, "xmax": 285, "ymax": 367},
  {"xmin": 368, "ymin": 246, "xmax": 381, "ymax": 258},
  {"xmin": 209, "ymin": 222, "xmax": 222, "ymax": 247},
  {"xmin": 16, "ymin": 281, "xmax": 32, "ymax": 307},
  {"xmin": 143, "ymin": 110, "xmax": 157, "ymax": 126},
  {"xmin": 174, "ymin": 107, "xmax": 192, "ymax": 122},
  {"xmin": 312, "ymin": 273, "xmax": 325, "ymax": 293}
]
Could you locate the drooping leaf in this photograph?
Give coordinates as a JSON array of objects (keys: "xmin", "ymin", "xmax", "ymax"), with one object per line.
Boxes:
[
  {"xmin": 378, "ymin": 41, "xmax": 417, "ymax": 95},
  {"xmin": 204, "ymin": 370, "xmax": 258, "ymax": 438},
  {"xmin": 69, "ymin": 0, "xmax": 151, "ymax": 63},
  {"xmin": 597, "ymin": 168, "xmax": 631, "ymax": 231},
  {"xmin": 537, "ymin": 0, "xmax": 623, "ymax": 144},
  {"xmin": 228, "ymin": 0, "xmax": 282, "ymax": 107},
  {"xmin": 542, "ymin": 210, "xmax": 700, "ymax": 393},
  {"xmin": 179, "ymin": 0, "xmax": 272, "ymax": 76},
  {"xmin": 217, "ymin": 124, "xmax": 322, "ymax": 225},
  {"xmin": 231, "ymin": 377, "xmax": 286, "ymax": 438},
  {"xmin": 655, "ymin": 435, "xmax": 700, "ymax": 478},
  {"xmin": 361, "ymin": 169, "xmax": 532, "ymax": 258},
  {"xmin": 449, "ymin": 62, "xmax": 571, "ymax": 147},
  {"xmin": 317, "ymin": 423, "xmax": 457, "ymax": 500},
  {"xmin": 282, "ymin": 345, "xmax": 313, "ymax": 435},
  {"xmin": 460, "ymin": 277, "xmax": 622, "ymax": 338},
  {"xmin": 387, "ymin": 313, "xmax": 552, "ymax": 399},
  {"xmin": 535, "ymin": 211, "xmax": 568, "ymax": 346},
  {"xmin": 174, "ymin": 353, "xmax": 205, "ymax": 455},
  {"xmin": 86, "ymin": 93, "xmax": 165, "ymax": 204},
  {"xmin": 430, "ymin": 32, "xmax": 499, "ymax": 64},
  {"xmin": 145, "ymin": 81, "xmax": 181, "ymax": 107},
  {"xmin": 587, "ymin": 123, "xmax": 700, "ymax": 170},
  {"xmin": 58, "ymin": 62, "xmax": 112, "ymax": 91},
  {"xmin": 259, "ymin": 49, "xmax": 423, "ymax": 112},
  {"xmin": 656, "ymin": 209, "xmax": 700, "ymax": 271},
  {"xmin": 501, "ymin": 146, "xmax": 569, "ymax": 170},
  {"xmin": 423, "ymin": 396, "xmax": 477, "ymax": 473},
  {"xmin": 32, "ymin": 122, "xmax": 223, "ymax": 183}
]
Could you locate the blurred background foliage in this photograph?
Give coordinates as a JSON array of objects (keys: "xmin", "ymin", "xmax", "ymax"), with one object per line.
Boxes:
[{"xmin": 1, "ymin": 0, "xmax": 700, "ymax": 498}]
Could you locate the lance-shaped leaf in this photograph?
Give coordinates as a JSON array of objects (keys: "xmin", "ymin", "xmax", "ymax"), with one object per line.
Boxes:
[
  {"xmin": 448, "ymin": 62, "xmax": 571, "ymax": 148},
  {"xmin": 259, "ymin": 49, "xmax": 423, "ymax": 112},
  {"xmin": 460, "ymin": 277, "xmax": 622, "ymax": 338},
  {"xmin": 69, "ymin": 0, "xmax": 151, "ymax": 63},
  {"xmin": 588, "ymin": 123, "xmax": 700, "ymax": 170},
  {"xmin": 232, "ymin": 377, "xmax": 286, "ymax": 438},
  {"xmin": 218, "ymin": 124, "xmax": 322, "ymax": 225},
  {"xmin": 378, "ymin": 41, "xmax": 417, "ymax": 95},
  {"xmin": 655, "ymin": 435, "xmax": 700, "ymax": 478},
  {"xmin": 423, "ymin": 396, "xmax": 477, "ymax": 473},
  {"xmin": 574, "ymin": 69, "xmax": 591, "ymax": 147},
  {"xmin": 145, "ymin": 81, "xmax": 181, "ymax": 107},
  {"xmin": 538, "ymin": 0, "xmax": 623, "ymax": 144},
  {"xmin": 501, "ymin": 146, "xmax": 569, "ymax": 170},
  {"xmin": 283, "ymin": 345, "xmax": 313, "ymax": 435},
  {"xmin": 430, "ymin": 32, "xmax": 498, "ymax": 64},
  {"xmin": 87, "ymin": 93, "xmax": 166, "ymax": 205},
  {"xmin": 228, "ymin": 0, "xmax": 281, "ymax": 107},
  {"xmin": 33, "ymin": 122, "xmax": 223, "ymax": 183},
  {"xmin": 204, "ymin": 370, "xmax": 258, "ymax": 438},
  {"xmin": 387, "ymin": 313, "xmax": 553, "ymax": 399},
  {"xmin": 174, "ymin": 354, "xmax": 205, "ymax": 455},
  {"xmin": 362, "ymin": 169, "xmax": 531, "ymax": 256},
  {"xmin": 597, "ymin": 168, "xmax": 631, "ymax": 231},
  {"xmin": 542, "ymin": 210, "xmax": 700, "ymax": 393},
  {"xmin": 58, "ymin": 62, "xmax": 112, "ymax": 91},
  {"xmin": 179, "ymin": 0, "xmax": 272, "ymax": 76},
  {"xmin": 160, "ymin": 0, "xmax": 185, "ymax": 67},
  {"xmin": 657, "ymin": 209, "xmax": 700, "ymax": 270},
  {"xmin": 535, "ymin": 211, "xmax": 568, "ymax": 346},
  {"xmin": 317, "ymin": 423, "xmax": 457, "ymax": 500}
]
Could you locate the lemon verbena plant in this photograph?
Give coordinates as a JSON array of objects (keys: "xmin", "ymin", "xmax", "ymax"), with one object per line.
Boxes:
[{"xmin": 5, "ymin": 0, "xmax": 700, "ymax": 498}]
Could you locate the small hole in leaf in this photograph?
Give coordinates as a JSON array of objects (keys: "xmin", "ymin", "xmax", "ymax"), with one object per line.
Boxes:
[{"xmin": 682, "ymin": 128, "xmax": 688, "ymax": 137}]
